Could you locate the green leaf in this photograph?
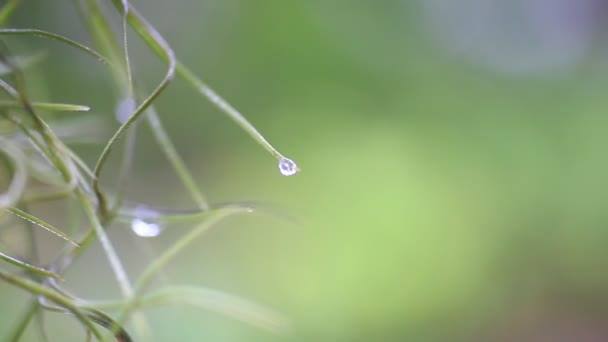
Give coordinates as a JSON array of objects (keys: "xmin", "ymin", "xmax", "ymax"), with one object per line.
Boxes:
[
  {"xmin": 6, "ymin": 207, "xmax": 80, "ymax": 246},
  {"xmin": 0, "ymin": 100, "xmax": 90, "ymax": 112},
  {"xmin": 0, "ymin": 28, "xmax": 109, "ymax": 65},
  {"xmin": 0, "ymin": 250, "xmax": 60, "ymax": 279}
]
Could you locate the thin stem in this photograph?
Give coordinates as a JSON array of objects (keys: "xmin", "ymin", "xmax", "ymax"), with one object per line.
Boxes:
[
  {"xmin": 77, "ymin": 0, "xmax": 128, "ymax": 93},
  {"xmin": 118, "ymin": 4, "xmax": 288, "ymax": 161},
  {"xmin": 23, "ymin": 202, "xmax": 52, "ymax": 342},
  {"xmin": 0, "ymin": 100, "xmax": 90, "ymax": 112},
  {"xmin": 0, "ymin": 28, "xmax": 109, "ymax": 64},
  {"xmin": 112, "ymin": 205, "xmax": 250, "ymax": 333},
  {"xmin": 146, "ymin": 107, "xmax": 209, "ymax": 209},
  {"xmin": 6, "ymin": 207, "xmax": 80, "ymax": 246},
  {"xmin": 92, "ymin": 0, "xmax": 175, "ymax": 218},
  {"xmin": 90, "ymin": 285, "xmax": 289, "ymax": 334},
  {"xmin": 120, "ymin": 0, "xmax": 134, "ymax": 100},
  {"xmin": 75, "ymin": 188, "xmax": 134, "ymax": 299},
  {"xmin": 0, "ymin": 250, "xmax": 60, "ymax": 279},
  {"xmin": 0, "ymin": 270, "xmax": 103, "ymax": 339},
  {"xmin": 109, "ymin": 122, "xmax": 137, "ymax": 216},
  {"xmin": 0, "ymin": 75, "xmax": 76, "ymax": 185},
  {"xmin": 4, "ymin": 299, "xmax": 40, "ymax": 341}
]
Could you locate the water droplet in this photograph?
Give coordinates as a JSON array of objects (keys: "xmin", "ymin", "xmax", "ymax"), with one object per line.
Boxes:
[
  {"xmin": 128, "ymin": 205, "xmax": 163, "ymax": 237},
  {"xmin": 115, "ymin": 98, "xmax": 136, "ymax": 124},
  {"xmin": 131, "ymin": 218, "xmax": 162, "ymax": 238},
  {"xmin": 278, "ymin": 158, "xmax": 298, "ymax": 176}
]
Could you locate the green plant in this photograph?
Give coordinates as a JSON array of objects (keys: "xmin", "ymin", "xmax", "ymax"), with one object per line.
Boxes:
[{"xmin": 0, "ymin": 1, "xmax": 296, "ymax": 340}]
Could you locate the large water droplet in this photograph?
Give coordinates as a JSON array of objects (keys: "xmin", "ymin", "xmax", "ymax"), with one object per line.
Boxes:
[
  {"xmin": 131, "ymin": 218, "xmax": 162, "ymax": 237},
  {"xmin": 115, "ymin": 98, "xmax": 136, "ymax": 124},
  {"xmin": 128, "ymin": 205, "xmax": 163, "ymax": 237},
  {"xmin": 278, "ymin": 158, "xmax": 298, "ymax": 176}
]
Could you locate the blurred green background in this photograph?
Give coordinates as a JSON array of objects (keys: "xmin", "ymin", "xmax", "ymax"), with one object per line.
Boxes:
[{"xmin": 3, "ymin": 0, "xmax": 608, "ymax": 341}]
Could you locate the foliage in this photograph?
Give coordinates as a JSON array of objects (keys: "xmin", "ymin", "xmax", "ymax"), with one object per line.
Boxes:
[{"xmin": 0, "ymin": 1, "xmax": 292, "ymax": 340}]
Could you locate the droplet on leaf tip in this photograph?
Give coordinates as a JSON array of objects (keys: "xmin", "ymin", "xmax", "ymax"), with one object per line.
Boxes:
[{"xmin": 278, "ymin": 158, "xmax": 298, "ymax": 176}]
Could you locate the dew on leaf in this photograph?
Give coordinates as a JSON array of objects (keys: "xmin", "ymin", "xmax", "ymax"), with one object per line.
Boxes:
[{"xmin": 278, "ymin": 158, "xmax": 298, "ymax": 176}]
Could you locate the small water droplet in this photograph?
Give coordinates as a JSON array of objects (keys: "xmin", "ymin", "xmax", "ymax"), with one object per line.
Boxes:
[
  {"xmin": 278, "ymin": 158, "xmax": 298, "ymax": 176},
  {"xmin": 131, "ymin": 218, "xmax": 162, "ymax": 238},
  {"xmin": 115, "ymin": 98, "xmax": 136, "ymax": 124}
]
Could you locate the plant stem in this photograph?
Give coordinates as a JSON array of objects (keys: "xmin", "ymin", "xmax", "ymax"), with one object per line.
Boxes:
[{"xmin": 0, "ymin": 270, "xmax": 103, "ymax": 340}]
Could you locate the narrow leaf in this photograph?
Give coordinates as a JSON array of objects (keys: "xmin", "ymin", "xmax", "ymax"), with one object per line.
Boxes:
[
  {"xmin": 144, "ymin": 286, "xmax": 289, "ymax": 334},
  {"xmin": 0, "ymin": 270, "xmax": 103, "ymax": 340},
  {"xmin": 0, "ymin": 250, "xmax": 60, "ymax": 279},
  {"xmin": 0, "ymin": 28, "xmax": 109, "ymax": 65},
  {"xmin": 0, "ymin": 100, "xmax": 90, "ymax": 112},
  {"xmin": 6, "ymin": 207, "xmax": 80, "ymax": 246}
]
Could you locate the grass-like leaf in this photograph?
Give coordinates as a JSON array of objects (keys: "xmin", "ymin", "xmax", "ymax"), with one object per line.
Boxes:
[
  {"xmin": 0, "ymin": 250, "xmax": 60, "ymax": 279},
  {"xmin": 0, "ymin": 270, "xmax": 103, "ymax": 340},
  {"xmin": 6, "ymin": 299, "xmax": 40, "ymax": 342},
  {"xmin": 145, "ymin": 106, "xmax": 209, "ymax": 209},
  {"xmin": 94, "ymin": 285, "xmax": 290, "ymax": 334},
  {"xmin": 0, "ymin": 1, "xmax": 295, "ymax": 339},
  {"xmin": 0, "ymin": 28, "xmax": 109, "ymax": 65},
  {"xmin": 6, "ymin": 207, "xmax": 79, "ymax": 246},
  {"xmin": 0, "ymin": 76, "xmax": 77, "ymax": 185},
  {"xmin": 0, "ymin": 100, "xmax": 90, "ymax": 112},
  {"xmin": 114, "ymin": 2, "xmax": 295, "ymax": 166},
  {"xmin": 92, "ymin": 0, "xmax": 176, "ymax": 217},
  {"xmin": 117, "ymin": 201, "xmax": 256, "ymax": 226},
  {"xmin": 112, "ymin": 205, "xmax": 254, "ymax": 331}
]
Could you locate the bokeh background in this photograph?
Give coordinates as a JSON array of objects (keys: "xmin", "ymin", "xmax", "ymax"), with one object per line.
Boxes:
[{"xmin": 3, "ymin": 0, "xmax": 608, "ymax": 341}]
